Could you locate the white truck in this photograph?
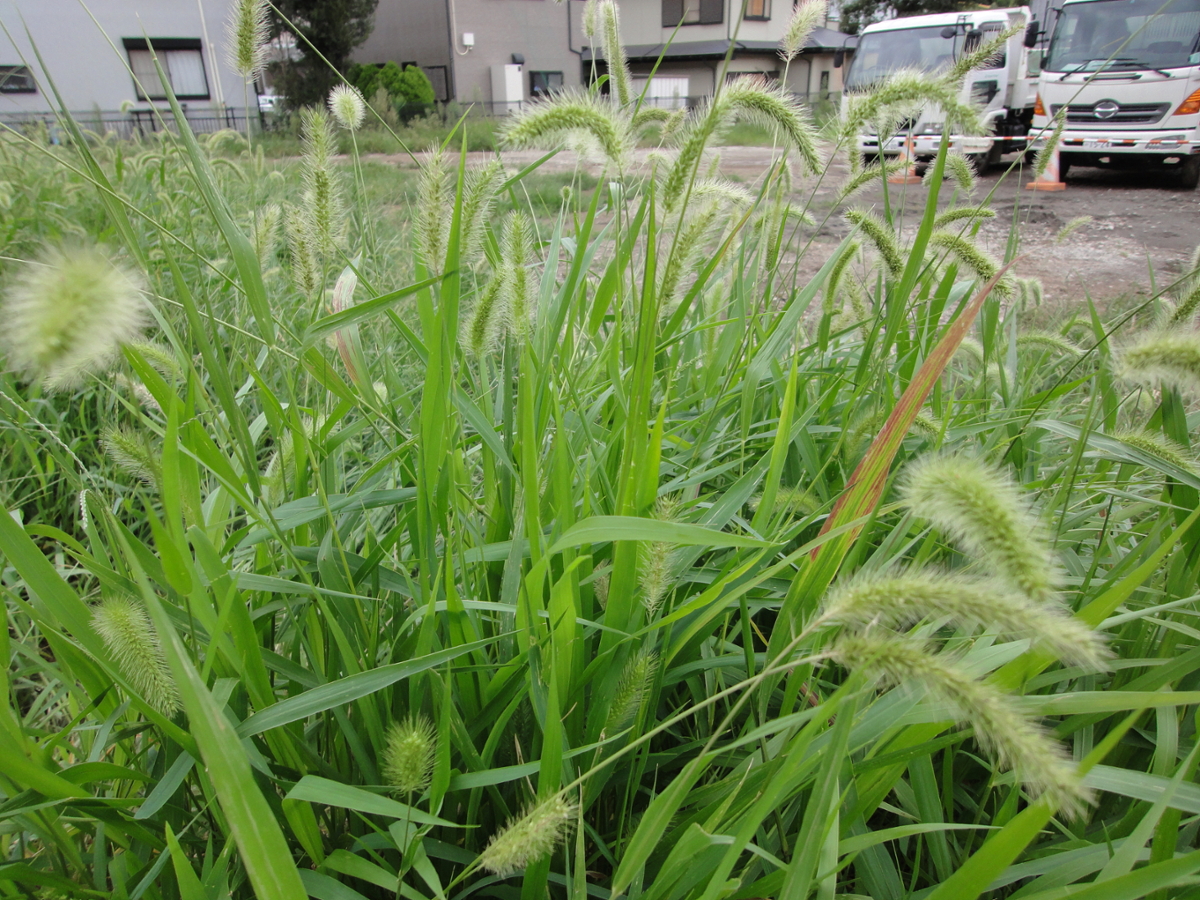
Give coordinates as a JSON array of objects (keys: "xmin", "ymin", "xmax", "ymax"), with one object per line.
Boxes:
[
  {"xmin": 1028, "ymin": 0, "xmax": 1200, "ymax": 189},
  {"xmin": 840, "ymin": 7, "xmax": 1041, "ymax": 172}
]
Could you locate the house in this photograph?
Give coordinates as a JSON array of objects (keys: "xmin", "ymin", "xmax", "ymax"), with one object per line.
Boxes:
[
  {"xmin": 354, "ymin": 0, "xmax": 586, "ymax": 113},
  {"xmin": 0, "ymin": 0, "xmax": 257, "ymax": 133},
  {"xmin": 584, "ymin": 1, "xmax": 855, "ymax": 106}
]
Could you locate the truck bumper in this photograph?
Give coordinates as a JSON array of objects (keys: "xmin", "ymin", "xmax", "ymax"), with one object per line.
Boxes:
[
  {"xmin": 1030, "ymin": 128, "xmax": 1199, "ymax": 158},
  {"xmin": 857, "ymin": 134, "xmax": 1025, "ymax": 157}
]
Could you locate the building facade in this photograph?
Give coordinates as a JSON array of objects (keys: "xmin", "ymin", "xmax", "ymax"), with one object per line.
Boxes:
[
  {"xmin": 586, "ymin": 0, "xmax": 854, "ymax": 106},
  {"xmin": 355, "ymin": 0, "xmax": 586, "ymax": 112},
  {"xmin": 0, "ymin": 0, "xmax": 255, "ymax": 132}
]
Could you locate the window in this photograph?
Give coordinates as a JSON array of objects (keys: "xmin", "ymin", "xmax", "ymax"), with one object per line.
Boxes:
[
  {"xmin": 976, "ymin": 21, "xmax": 1007, "ymax": 69},
  {"xmin": 0, "ymin": 65, "xmax": 35, "ymax": 93},
  {"xmin": 425, "ymin": 65, "xmax": 450, "ymax": 102},
  {"xmin": 123, "ymin": 38, "xmax": 209, "ymax": 100},
  {"xmin": 745, "ymin": 0, "xmax": 770, "ymax": 20},
  {"xmin": 530, "ymin": 70, "xmax": 563, "ymax": 96},
  {"xmin": 819, "ymin": 70, "xmax": 830, "ymax": 95},
  {"xmin": 662, "ymin": 0, "xmax": 723, "ymax": 27}
]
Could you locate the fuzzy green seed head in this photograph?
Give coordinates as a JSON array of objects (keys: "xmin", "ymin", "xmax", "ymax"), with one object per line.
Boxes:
[
  {"xmin": 944, "ymin": 152, "xmax": 977, "ymax": 195},
  {"xmin": 929, "ymin": 230, "xmax": 1014, "ymax": 296},
  {"xmin": 300, "ymin": 106, "xmax": 344, "ymax": 254},
  {"xmin": 599, "ymin": 0, "xmax": 632, "ymax": 107},
  {"xmin": 92, "ymin": 596, "xmax": 180, "ymax": 716},
  {"xmin": 382, "ymin": 715, "xmax": 436, "ymax": 795},
  {"xmin": 501, "ymin": 91, "xmax": 631, "ymax": 168},
  {"xmin": 1114, "ymin": 428, "xmax": 1198, "ymax": 473},
  {"xmin": 780, "ymin": 0, "xmax": 827, "ymax": 63},
  {"xmin": 823, "ymin": 569, "xmax": 1109, "ymax": 669},
  {"xmin": 226, "ymin": 0, "xmax": 269, "ymax": 79},
  {"xmin": 604, "ymin": 649, "xmax": 656, "ymax": 737},
  {"xmin": 720, "ymin": 76, "xmax": 821, "ymax": 173},
  {"xmin": 1055, "ymin": 215, "xmax": 1092, "ymax": 243},
  {"xmin": 902, "ymin": 454, "xmax": 1059, "ymax": 603},
  {"xmin": 502, "ymin": 212, "xmax": 536, "ymax": 336},
  {"xmin": 1017, "ymin": 331, "xmax": 1081, "ymax": 357},
  {"xmin": 478, "ymin": 796, "xmax": 576, "ymax": 877},
  {"xmin": 328, "ymin": 84, "xmax": 366, "ymax": 131},
  {"xmin": 1118, "ymin": 330, "xmax": 1200, "ymax": 395},
  {"xmin": 0, "ymin": 243, "xmax": 147, "ymax": 391},
  {"xmin": 102, "ymin": 425, "xmax": 162, "ymax": 488},
  {"xmin": 845, "ymin": 209, "xmax": 904, "ymax": 280},
  {"xmin": 834, "ymin": 633, "xmax": 1089, "ymax": 818}
]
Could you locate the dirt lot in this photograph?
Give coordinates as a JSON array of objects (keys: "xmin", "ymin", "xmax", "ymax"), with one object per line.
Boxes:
[{"xmin": 383, "ymin": 145, "xmax": 1200, "ymax": 311}]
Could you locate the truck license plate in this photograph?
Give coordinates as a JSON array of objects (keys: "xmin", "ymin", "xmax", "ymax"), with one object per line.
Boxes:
[{"xmin": 1082, "ymin": 140, "xmax": 1109, "ymax": 149}]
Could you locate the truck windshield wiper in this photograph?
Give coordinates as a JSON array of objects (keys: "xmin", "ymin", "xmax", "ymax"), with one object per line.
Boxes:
[{"xmin": 1058, "ymin": 58, "xmax": 1165, "ymax": 79}]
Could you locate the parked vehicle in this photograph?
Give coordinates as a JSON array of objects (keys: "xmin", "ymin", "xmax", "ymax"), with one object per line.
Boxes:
[
  {"xmin": 1028, "ymin": 0, "xmax": 1200, "ymax": 189},
  {"xmin": 840, "ymin": 7, "xmax": 1041, "ymax": 172}
]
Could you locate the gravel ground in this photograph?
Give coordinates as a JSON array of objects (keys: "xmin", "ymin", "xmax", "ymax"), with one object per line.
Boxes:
[{"xmin": 376, "ymin": 145, "xmax": 1200, "ymax": 310}]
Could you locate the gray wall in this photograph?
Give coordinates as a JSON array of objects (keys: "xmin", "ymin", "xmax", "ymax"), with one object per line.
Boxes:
[
  {"xmin": 354, "ymin": 0, "xmax": 453, "ymax": 97},
  {"xmin": 0, "ymin": 0, "xmax": 249, "ymax": 116}
]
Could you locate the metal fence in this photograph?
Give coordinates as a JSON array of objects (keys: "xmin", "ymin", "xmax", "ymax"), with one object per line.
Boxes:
[
  {"xmin": 0, "ymin": 107, "xmax": 262, "ymax": 141},
  {"xmin": 440, "ymin": 91, "xmax": 843, "ymax": 118}
]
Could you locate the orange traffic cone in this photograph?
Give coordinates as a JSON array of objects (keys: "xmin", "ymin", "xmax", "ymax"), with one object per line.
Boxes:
[
  {"xmin": 888, "ymin": 136, "xmax": 922, "ymax": 184},
  {"xmin": 1025, "ymin": 143, "xmax": 1066, "ymax": 191}
]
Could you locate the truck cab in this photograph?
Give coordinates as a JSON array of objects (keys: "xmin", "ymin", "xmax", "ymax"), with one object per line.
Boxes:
[
  {"xmin": 1030, "ymin": 0, "xmax": 1200, "ymax": 189},
  {"xmin": 844, "ymin": 7, "xmax": 1038, "ymax": 172}
]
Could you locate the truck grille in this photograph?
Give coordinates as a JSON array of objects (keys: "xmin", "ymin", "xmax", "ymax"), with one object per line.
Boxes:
[{"xmin": 1050, "ymin": 102, "xmax": 1172, "ymax": 126}]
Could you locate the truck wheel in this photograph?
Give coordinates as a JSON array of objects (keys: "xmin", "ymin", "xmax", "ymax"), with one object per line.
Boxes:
[{"xmin": 1180, "ymin": 156, "xmax": 1200, "ymax": 191}]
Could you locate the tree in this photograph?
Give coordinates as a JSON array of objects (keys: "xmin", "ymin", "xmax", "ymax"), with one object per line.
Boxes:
[
  {"xmin": 270, "ymin": 0, "xmax": 380, "ymax": 108},
  {"xmin": 840, "ymin": 0, "xmax": 1017, "ymax": 34}
]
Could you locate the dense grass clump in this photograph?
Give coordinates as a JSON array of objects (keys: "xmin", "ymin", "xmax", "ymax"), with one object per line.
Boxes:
[{"xmin": 4, "ymin": 4, "xmax": 1200, "ymax": 899}]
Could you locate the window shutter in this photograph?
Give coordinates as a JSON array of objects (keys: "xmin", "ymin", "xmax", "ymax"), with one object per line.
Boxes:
[
  {"xmin": 662, "ymin": 0, "xmax": 684, "ymax": 27},
  {"xmin": 699, "ymin": 0, "xmax": 723, "ymax": 25}
]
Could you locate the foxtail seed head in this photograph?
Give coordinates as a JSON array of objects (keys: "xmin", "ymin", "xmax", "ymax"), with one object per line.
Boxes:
[
  {"xmin": 102, "ymin": 425, "xmax": 162, "ymax": 488},
  {"xmin": 902, "ymin": 454, "xmax": 1059, "ymax": 603},
  {"xmin": 502, "ymin": 212, "xmax": 536, "ymax": 336},
  {"xmin": 92, "ymin": 596, "xmax": 180, "ymax": 716},
  {"xmin": 599, "ymin": 0, "xmax": 633, "ymax": 107},
  {"xmin": 300, "ymin": 106, "xmax": 344, "ymax": 254},
  {"xmin": 501, "ymin": 91, "xmax": 631, "ymax": 168},
  {"xmin": 1034, "ymin": 114, "xmax": 1066, "ymax": 182},
  {"xmin": 382, "ymin": 715, "xmax": 436, "ymax": 795},
  {"xmin": 417, "ymin": 146, "xmax": 452, "ymax": 270},
  {"xmin": 1116, "ymin": 330, "xmax": 1200, "ymax": 396},
  {"xmin": 834, "ymin": 633, "xmax": 1089, "ymax": 818},
  {"xmin": 328, "ymin": 84, "xmax": 366, "ymax": 131},
  {"xmin": 478, "ymin": 796, "xmax": 576, "ymax": 876},
  {"xmin": 780, "ymin": 0, "xmax": 827, "ymax": 63},
  {"xmin": 1055, "ymin": 215, "xmax": 1092, "ymax": 243},
  {"xmin": 226, "ymin": 0, "xmax": 269, "ymax": 79},
  {"xmin": 720, "ymin": 76, "xmax": 821, "ymax": 173},
  {"xmin": 463, "ymin": 277, "xmax": 506, "ymax": 357},
  {"xmin": 1114, "ymin": 428, "xmax": 1199, "ymax": 473},
  {"xmin": 844, "ymin": 209, "xmax": 904, "ymax": 280},
  {"xmin": 823, "ymin": 569, "xmax": 1109, "ymax": 670},
  {"xmin": 604, "ymin": 649, "xmax": 656, "ymax": 736},
  {"xmin": 945, "ymin": 152, "xmax": 977, "ymax": 195},
  {"xmin": 932, "ymin": 206, "xmax": 995, "ymax": 230},
  {"xmin": 928, "ymin": 230, "xmax": 1014, "ymax": 297},
  {"xmin": 0, "ymin": 243, "xmax": 147, "ymax": 391}
]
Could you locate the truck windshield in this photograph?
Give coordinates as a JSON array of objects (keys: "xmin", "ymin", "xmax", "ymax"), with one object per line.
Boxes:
[
  {"xmin": 844, "ymin": 25, "xmax": 962, "ymax": 90},
  {"xmin": 1044, "ymin": 0, "xmax": 1200, "ymax": 72}
]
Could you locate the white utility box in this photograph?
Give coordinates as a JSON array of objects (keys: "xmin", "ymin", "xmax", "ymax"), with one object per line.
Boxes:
[{"xmin": 491, "ymin": 64, "xmax": 524, "ymax": 115}]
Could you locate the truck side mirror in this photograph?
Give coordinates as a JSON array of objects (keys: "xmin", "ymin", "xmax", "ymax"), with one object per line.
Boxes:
[
  {"xmin": 833, "ymin": 48, "xmax": 844, "ymax": 68},
  {"xmin": 941, "ymin": 26, "xmax": 957, "ymax": 39},
  {"xmin": 1024, "ymin": 21, "xmax": 1039, "ymax": 48}
]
